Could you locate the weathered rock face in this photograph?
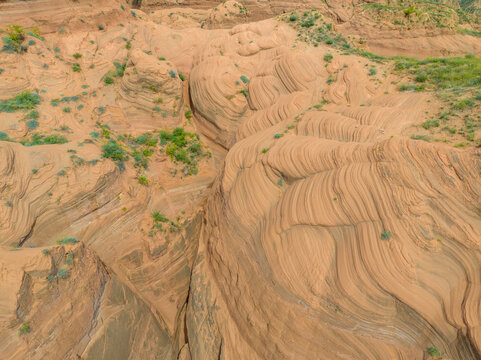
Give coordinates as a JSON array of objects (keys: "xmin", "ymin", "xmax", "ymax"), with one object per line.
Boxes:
[
  {"xmin": 0, "ymin": 244, "xmax": 173, "ymax": 360},
  {"xmin": 0, "ymin": 0, "xmax": 481, "ymax": 359}
]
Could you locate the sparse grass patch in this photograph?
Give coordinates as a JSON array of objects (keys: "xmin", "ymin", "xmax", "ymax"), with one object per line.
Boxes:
[
  {"xmin": 20, "ymin": 133, "xmax": 68, "ymax": 146},
  {"xmin": 411, "ymin": 135, "xmax": 430, "ymax": 141},
  {"xmin": 0, "ymin": 91, "xmax": 40, "ymax": 112},
  {"xmin": 57, "ymin": 237, "xmax": 79, "ymax": 245}
]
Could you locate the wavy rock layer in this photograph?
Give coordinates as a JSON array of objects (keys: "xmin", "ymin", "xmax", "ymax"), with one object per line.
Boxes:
[
  {"xmin": 185, "ymin": 16, "xmax": 481, "ymax": 360},
  {"xmin": 0, "ymin": 1, "xmax": 480, "ymax": 360}
]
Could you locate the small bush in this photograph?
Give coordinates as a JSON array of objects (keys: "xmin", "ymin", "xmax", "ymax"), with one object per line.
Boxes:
[
  {"xmin": 26, "ymin": 119, "xmax": 39, "ymax": 129},
  {"xmin": 324, "ymin": 53, "xmax": 333, "ymax": 62},
  {"xmin": 380, "ymin": 230, "xmax": 391, "ymax": 240},
  {"xmin": 169, "ymin": 70, "xmax": 176, "ymax": 78},
  {"xmin": 58, "ymin": 237, "xmax": 79, "ymax": 245},
  {"xmin": 2, "ymin": 25, "xmax": 27, "ymax": 53},
  {"xmin": 104, "ymin": 76, "xmax": 114, "ymax": 85},
  {"xmin": 73, "ymin": 52, "xmax": 82, "ymax": 59},
  {"xmin": 113, "ymin": 61, "xmax": 126, "ymax": 77},
  {"xmin": 27, "ymin": 110, "xmax": 39, "ymax": 119},
  {"xmin": 102, "ymin": 139, "xmax": 127, "ymax": 162},
  {"xmin": 0, "ymin": 91, "xmax": 40, "ymax": 113},
  {"xmin": 152, "ymin": 211, "xmax": 169, "ymax": 223},
  {"xmin": 42, "ymin": 249, "xmax": 51, "ymax": 256},
  {"xmin": 18, "ymin": 322, "xmax": 31, "ymax": 335},
  {"xmin": 72, "ymin": 63, "xmax": 81, "ymax": 72},
  {"xmin": 422, "ymin": 119, "xmax": 439, "ymax": 129},
  {"xmin": 410, "ymin": 135, "xmax": 430, "ymax": 141},
  {"xmin": 0, "ymin": 132, "xmax": 10, "ymax": 141},
  {"xmin": 415, "ymin": 73, "xmax": 427, "ymax": 83},
  {"xmin": 57, "ymin": 268, "xmax": 68, "ymax": 279},
  {"xmin": 137, "ymin": 176, "xmax": 149, "ymax": 185},
  {"xmin": 403, "ymin": 6, "xmax": 415, "ymax": 17},
  {"xmin": 427, "ymin": 346, "xmax": 441, "ymax": 357}
]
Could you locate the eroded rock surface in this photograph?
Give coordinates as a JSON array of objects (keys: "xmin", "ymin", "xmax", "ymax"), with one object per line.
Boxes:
[{"xmin": 0, "ymin": 0, "xmax": 480, "ymax": 359}]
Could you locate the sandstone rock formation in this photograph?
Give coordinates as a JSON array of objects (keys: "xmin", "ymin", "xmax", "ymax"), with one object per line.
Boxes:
[{"xmin": 0, "ymin": 0, "xmax": 480, "ymax": 359}]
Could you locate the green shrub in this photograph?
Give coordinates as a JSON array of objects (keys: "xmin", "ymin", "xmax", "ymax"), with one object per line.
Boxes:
[
  {"xmin": 324, "ymin": 53, "xmax": 333, "ymax": 62},
  {"xmin": 20, "ymin": 133, "xmax": 68, "ymax": 146},
  {"xmin": 301, "ymin": 18, "xmax": 315, "ymax": 27},
  {"xmin": 26, "ymin": 119, "xmax": 39, "ymax": 129},
  {"xmin": 152, "ymin": 211, "xmax": 169, "ymax": 223},
  {"xmin": 42, "ymin": 249, "xmax": 51, "ymax": 255},
  {"xmin": 27, "ymin": 110, "xmax": 39, "ymax": 119},
  {"xmin": 0, "ymin": 91, "xmax": 40, "ymax": 112},
  {"xmin": 2, "ymin": 25, "xmax": 27, "ymax": 53},
  {"xmin": 427, "ymin": 346, "xmax": 441, "ymax": 357},
  {"xmin": 137, "ymin": 176, "xmax": 149, "ymax": 185},
  {"xmin": 58, "ymin": 237, "xmax": 79, "ymax": 245},
  {"xmin": 142, "ymin": 83, "xmax": 159, "ymax": 92},
  {"xmin": 422, "ymin": 119, "xmax": 440, "ymax": 129},
  {"xmin": 72, "ymin": 63, "xmax": 81, "ymax": 72},
  {"xmin": 18, "ymin": 322, "xmax": 30, "ymax": 335},
  {"xmin": 102, "ymin": 139, "xmax": 127, "ymax": 162},
  {"xmin": 453, "ymin": 98, "xmax": 474, "ymax": 110},
  {"xmin": 380, "ymin": 230, "xmax": 391, "ymax": 240},
  {"xmin": 104, "ymin": 76, "xmax": 114, "ymax": 85},
  {"xmin": 113, "ymin": 61, "xmax": 126, "ymax": 77},
  {"xmin": 410, "ymin": 135, "xmax": 430, "ymax": 141},
  {"xmin": 415, "ymin": 73, "xmax": 427, "ymax": 82},
  {"xmin": 57, "ymin": 268, "xmax": 68, "ymax": 279},
  {"xmin": 0, "ymin": 132, "xmax": 10, "ymax": 141},
  {"xmin": 73, "ymin": 52, "xmax": 82, "ymax": 59},
  {"xmin": 240, "ymin": 75, "xmax": 250, "ymax": 83},
  {"xmin": 403, "ymin": 6, "xmax": 416, "ymax": 17}
]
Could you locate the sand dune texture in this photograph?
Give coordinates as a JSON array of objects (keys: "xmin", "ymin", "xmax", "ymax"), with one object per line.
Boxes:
[{"xmin": 0, "ymin": 0, "xmax": 481, "ymax": 359}]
